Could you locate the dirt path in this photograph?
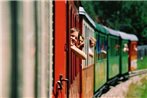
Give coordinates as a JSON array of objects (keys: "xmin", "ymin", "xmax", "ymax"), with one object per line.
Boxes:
[{"xmin": 101, "ymin": 73, "xmax": 147, "ymax": 98}]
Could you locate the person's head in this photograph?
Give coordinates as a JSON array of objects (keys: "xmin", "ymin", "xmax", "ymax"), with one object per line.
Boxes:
[
  {"xmin": 70, "ymin": 28, "xmax": 79, "ymax": 46},
  {"xmin": 89, "ymin": 37, "xmax": 96, "ymax": 47},
  {"xmin": 78, "ymin": 34, "xmax": 84, "ymax": 44},
  {"xmin": 123, "ymin": 43, "xmax": 129, "ymax": 52},
  {"xmin": 124, "ymin": 43, "xmax": 128, "ymax": 47},
  {"xmin": 77, "ymin": 34, "xmax": 84, "ymax": 49}
]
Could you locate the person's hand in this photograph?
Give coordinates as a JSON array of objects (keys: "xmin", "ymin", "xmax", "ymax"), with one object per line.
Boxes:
[
  {"xmin": 70, "ymin": 36, "xmax": 77, "ymax": 46},
  {"xmin": 78, "ymin": 42, "xmax": 84, "ymax": 49}
]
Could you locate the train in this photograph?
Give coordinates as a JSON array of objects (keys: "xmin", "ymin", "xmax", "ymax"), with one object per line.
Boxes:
[{"xmin": 1, "ymin": 1, "xmax": 138, "ymax": 98}]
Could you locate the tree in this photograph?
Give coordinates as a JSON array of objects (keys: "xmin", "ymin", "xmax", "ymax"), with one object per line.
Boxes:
[{"xmin": 81, "ymin": 1, "xmax": 147, "ymax": 45}]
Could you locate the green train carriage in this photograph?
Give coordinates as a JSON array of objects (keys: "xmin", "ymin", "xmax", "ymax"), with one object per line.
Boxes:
[
  {"xmin": 104, "ymin": 26, "xmax": 120, "ymax": 85},
  {"xmin": 94, "ymin": 23, "xmax": 108, "ymax": 96},
  {"xmin": 118, "ymin": 31, "xmax": 130, "ymax": 79}
]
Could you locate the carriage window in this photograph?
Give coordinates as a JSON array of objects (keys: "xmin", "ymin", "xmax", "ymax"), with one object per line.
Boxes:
[
  {"xmin": 95, "ymin": 34, "xmax": 107, "ymax": 60},
  {"xmin": 123, "ymin": 43, "xmax": 129, "ymax": 56},
  {"xmin": 110, "ymin": 38, "xmax": 119, "ymax": 56}
]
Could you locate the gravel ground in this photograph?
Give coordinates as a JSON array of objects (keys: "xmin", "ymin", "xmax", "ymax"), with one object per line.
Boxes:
[{"xmin": 100, "ymin": 73, "xmax": 147, "ymax": 98}]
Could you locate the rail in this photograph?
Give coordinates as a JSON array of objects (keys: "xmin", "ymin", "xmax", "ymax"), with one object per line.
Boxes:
[{"xmin": 129, "ymin": 69, "xmax": 147, "ymax": 77}]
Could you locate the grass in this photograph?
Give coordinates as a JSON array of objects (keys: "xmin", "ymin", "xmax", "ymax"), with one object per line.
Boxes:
[
  {"xmin": 126, "ymin": 76, "xmax": 147, "ymax": 98},
  {"xmin": 125, "ymin": 56, "xmax": 147, "ymax": 98},
  {"xmin": 137, "ymin": 56, "xmax": 147, "ymax": 70}
]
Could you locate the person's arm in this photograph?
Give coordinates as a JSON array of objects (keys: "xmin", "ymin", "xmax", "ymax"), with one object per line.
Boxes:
[{"xmin": 71, "ymin": 45, "xmax": 87, "ymax": 60}]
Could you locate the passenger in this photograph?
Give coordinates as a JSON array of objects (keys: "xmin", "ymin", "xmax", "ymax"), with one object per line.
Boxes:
[
  {"xmin": 134, "ymin": 45, "xmax": 138, "ymax": 51},
  {"xmin": 77, "ymin": 34, "xmax": 84, "ymax": 50},
  {"xmin": 123, "ymin": 43, "xmax": 129, "ymax": 52},
  {"xmin": 70, "ymin": 28, "xmax": 86, "ymax": 60},
  {"xmin": 89, "ymin": 37, "xmax": 96, "ymax": 57},
  {"xmin": 89, "ymin": 37, "xmax": 96, "ymax": 48},
  {"xmin": 70, "ymin": 28, "xmax": 79, "ymax": 46},
  {"xmin": 115, "ymin": 44, "xmax": 120, "ymax": 50},
  {"xmin": 101, "ymin": 42, "xmax": 107, "ymax": 54}
]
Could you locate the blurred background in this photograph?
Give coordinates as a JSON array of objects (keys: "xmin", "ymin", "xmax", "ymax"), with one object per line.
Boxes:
[{"xmin": 1, "ymin": 1, "xmax": 53, "ymax": 98}]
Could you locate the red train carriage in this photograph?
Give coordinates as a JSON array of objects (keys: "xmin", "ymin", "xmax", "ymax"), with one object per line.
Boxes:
[
  {"xmin": 53, "ymin": 1, "xmax": 67, "ymax": 98},
  {"xmin": 53, "ymin": 1, "xmax": 82, "ymax": 98},
  {"xmin": 67, "ymin": 1, "xmax": 82, "ymax": 98},
  {"xmin": 127, "ymin": 34, "xmax": 138, "ymax": 71}
]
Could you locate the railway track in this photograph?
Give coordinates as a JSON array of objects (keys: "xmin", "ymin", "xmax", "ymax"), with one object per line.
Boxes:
[
  {"xmin": 129, "ymin": 69, "xmax": 147, "ymax": 77},
  {"xmin": 101, "ymin": 69, "xmax": 147, "ymax": 98}
]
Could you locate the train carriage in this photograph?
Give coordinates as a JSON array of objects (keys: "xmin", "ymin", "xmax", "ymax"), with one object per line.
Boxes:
[
  {"xmin": 79, "ymin": 7, "xmax": 96, "ymax": 98},
  {"xmin": 127, "ymin": 34, "xmax": 138, "ymax": 71},
  {"xmin": 54, "ymin": 1, "xmax": 83, "ymax": 98},
  {"xmin": 53, "ymin": 1, "xmax": 67, "ymax": 98},
  {"xmin": 94, "ymin": 23, "xmax": 108, "ymax": 97},
  {"xmin": 66, "ymin": 1, "xmax": 82, "ymax": 98},
  {"xmin": 104, "ymin": 26, "xmax": 120, "ymax": 84},
  {"xmin": 118, "ymin": 31, "xmax": 130, "ymax": 79}
]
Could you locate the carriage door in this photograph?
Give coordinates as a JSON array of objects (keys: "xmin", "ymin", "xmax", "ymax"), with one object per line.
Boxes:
[{"xmin": 53, "ymin": 1, "xmax": 68, "ymax": 98}]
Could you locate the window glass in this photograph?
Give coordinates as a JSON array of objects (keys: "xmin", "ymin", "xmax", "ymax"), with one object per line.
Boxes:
[{"xmin": 95, "ymin": 33, "xmax": 107, "ymax": 60}]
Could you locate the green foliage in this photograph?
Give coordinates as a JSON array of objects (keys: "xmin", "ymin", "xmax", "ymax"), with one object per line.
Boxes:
[
  {"xmin": 81, "ymin": 1, "xmax": 96, "ymax": 20},
  {"xmin": 126, "ymin": 75, "xmax": 147, "ymax": 98},
  {"xmin": 141, "ymin": 28, "xmax": 147, "ymax": 38},
  {"xmin": 138, "ymin": 56, "xmax": 147, "ymax": 70},
  {"xmin": 81, "ymin": 1, "xmax": 147, "ymax": 44}
]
